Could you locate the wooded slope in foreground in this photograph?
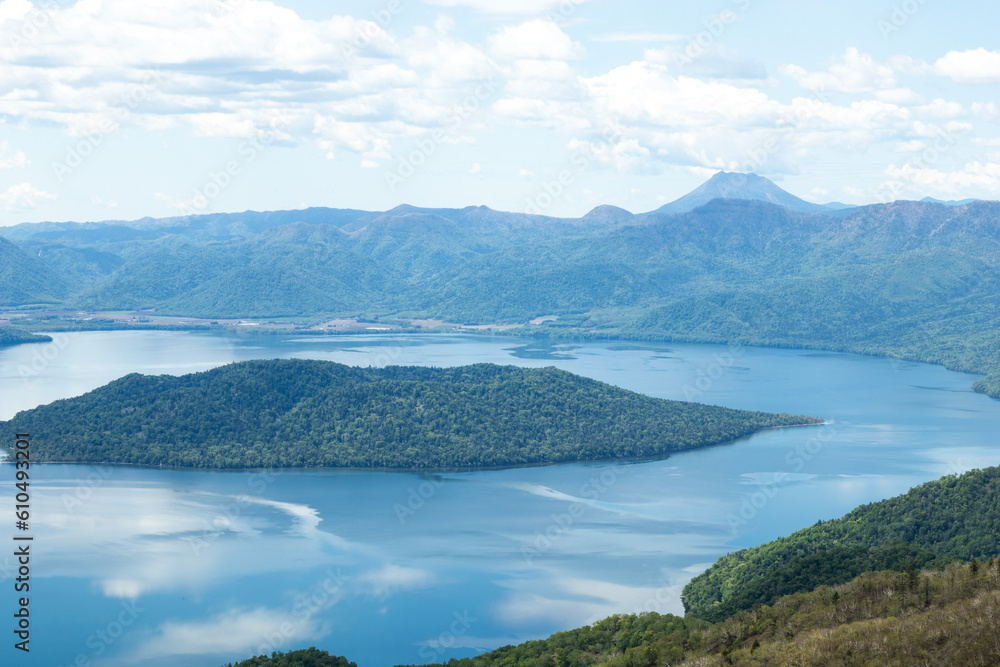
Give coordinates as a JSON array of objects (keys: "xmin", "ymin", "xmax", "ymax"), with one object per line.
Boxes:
[
  {"xmin": 224, "ymin": 464, "xmax": 1000, "ymax": 667},
  {"xmin": 0, "ymin": 359, "xmax": 818, "ymax": 468},
  {"xmin": 228, "ymin": 561, "xmax": 1000, "ymax": 667},
  {"xmin": 682, "ymin": 465, "xmax": 1000, "ymax": 622},
  {"xmin": 402, "ymin": 559, "xmax": 1000, "ymax": 667}
]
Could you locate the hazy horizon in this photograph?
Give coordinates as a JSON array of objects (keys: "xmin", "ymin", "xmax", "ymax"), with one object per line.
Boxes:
[{"xmin": 1, "ymin": 0, "xmax": 998, "ymax": 225}]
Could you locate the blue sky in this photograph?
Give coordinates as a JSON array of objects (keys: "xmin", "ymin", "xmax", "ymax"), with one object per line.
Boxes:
[{"xmin": 0, "ymin": 0, "xmax": 998, "ymax": 223}]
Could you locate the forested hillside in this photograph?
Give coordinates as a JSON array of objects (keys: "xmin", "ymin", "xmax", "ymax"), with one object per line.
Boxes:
[
  {"xmin": 682, "ymin": 466, "xmax": 1000, "ymax": 622},
  {"xmin": 0, "ymin": 359, "xmax": 818, "ymax": 468},
  {"xmin": 4, "ymin": 185, "xmax": 1000, "ymax": 395},
  {"xmin": 0, "ymin": 235, "xmax": 69, "ymax": 306},
  {"xmin": 224, "ymin": 648, "xmax": 355, "ymax": 667},
  {"xmin": 400, "ymin": 559, "xmax": 1000, "ymax": 667}
]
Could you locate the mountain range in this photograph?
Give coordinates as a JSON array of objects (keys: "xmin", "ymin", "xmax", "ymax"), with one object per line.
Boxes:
[{"xmin": 1, "ymin": 172, "xmax": 998, "ymax": 398}]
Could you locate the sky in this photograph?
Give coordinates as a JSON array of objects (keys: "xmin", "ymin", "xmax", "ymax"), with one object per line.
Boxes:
[{"xmin": 0, "ymin": 0, "xmax": 998, "ymax": 224}]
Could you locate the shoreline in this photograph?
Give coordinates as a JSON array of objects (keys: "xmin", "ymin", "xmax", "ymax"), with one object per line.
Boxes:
[{"xmin": 3, "ymin": 319, "xmax": 992, "ymax": 398}]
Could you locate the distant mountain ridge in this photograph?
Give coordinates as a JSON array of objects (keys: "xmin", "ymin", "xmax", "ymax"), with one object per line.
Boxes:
[
  {"xmin": 920, "ymin": 196, "xmax": 981, "ymax": 206},
  {"xmin": 648, "ymin": 171, "xmax": 857, "ymax": 215},
  {"xmin": 5, "ymin": 172, "xmax": 985, "ymax": 237},
  {"xmin": 3, "ymin": 176, "xmax": 1000, "ymax": 399}
]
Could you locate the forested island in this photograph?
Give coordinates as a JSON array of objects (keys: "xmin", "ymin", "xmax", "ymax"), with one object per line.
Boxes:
[
  {"xmin": 223, "ymin": 465, "xmax": 1000, "ymax": 667},
  {"xmin": 0, "ymin": 359, "xmax": 819, "ymax": 469}
]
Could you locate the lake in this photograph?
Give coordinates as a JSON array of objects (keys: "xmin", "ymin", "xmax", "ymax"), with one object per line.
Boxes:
[{"xmin": 1, "ymin": 330, "xmax": 998, "ymax": 667}]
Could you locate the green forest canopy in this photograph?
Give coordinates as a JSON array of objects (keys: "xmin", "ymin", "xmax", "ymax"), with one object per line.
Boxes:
[
  {"xmin": 682, "ymin": 465, "xmax": 1000, "ymax": 622},
  {"xmin": 0, "ymin": 359, "xmax": 820, "ymax": 469}
]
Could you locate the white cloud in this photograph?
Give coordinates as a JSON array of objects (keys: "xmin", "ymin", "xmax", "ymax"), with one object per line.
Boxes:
[
  {"xmin": 32, "ymin": 485, "xmax": 346, "ymax": 599},
  {"xmin": 0, "ymin": 141, "xmax": 27, "ymax": 169},
  {"xmin": 407, "ymin": 36, "xmax": 498, "ymax": 84},
  {"xmin": 90, "ymin": 194, "xmax": 119, "ymax": 209},
  {"xmin": 360, "ymin": 564, "xmax": 434, "ymax": 596},
  {"xmin": 0, "ymin": 183, "xmax": 56, "ymax": 211},
  {"xmin": 585, "ymin": 62, "xmax": 782, "ymax": 129},
  {"xmin": 424, "ymin": 0, "xmax": 590, "ymax": 15},
  {"xmin": 486, "ymin": 52, "xmax": 937, "ymax": 175},
  {"xmin": 872, "ymin": 88, "xmax": 923, "ymax": 105},
  {"xmin": 895, "ymin": 140, "xmax": 926, "ymax": 152},
  {"xmin": 972, "ymin": 101, "xmax": 1000, "ymax": 122},
  {"xmin": 489, "ymin": 20, "xmax": 583, "ymax": 61},
  {"xmin": 1, "ymin": 0, "xmax": 994, "ymax": 188},
  {"xmin": 568, "ymin": 136, "xmax": 650, "ymax": 172},
  {"xmin": 132, "ymin": 607, "xmax": 324, "ymax": 661},
  {"xmin": 0, "ymin": 0, "xmax": 504, "ymax": 167},
  {"xmin": 882, "ymin": 161, "xmax": 1000, "ymax": 199},
  {"xmin": 495, "ymin": 573, "xmax": 687, "ymax": 628},
  {"xmin": 781, "ymin": 48, "xmax": 897, "ymax": 93},
  {"xmin": 916, "ymin": 98, "xmax": 965, "ymax": 119},
  {"xmin": 594, "ymin": 32, "xmax": 685, "ymax": 43},
  {"xmin": 645, "ymin": 44, "xmax": 768, "ymax": 81},
  {"xmin": 934, "ymin": 48, "xmax": 1000, "ymax": 83}
]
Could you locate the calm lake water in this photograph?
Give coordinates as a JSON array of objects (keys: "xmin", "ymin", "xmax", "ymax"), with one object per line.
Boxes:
[{"xmin": 1, "ymin": 331, "xmax": 999, "ymax": 667}]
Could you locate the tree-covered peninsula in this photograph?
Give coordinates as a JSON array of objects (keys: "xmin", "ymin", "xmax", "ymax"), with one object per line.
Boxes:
[
  {"xmin": 0, "ymin": 326, "xmax": 52, "ymax": 347},
  {"xmin": 0, "ymin": 359, "xmax": 819, "ymax": 469}
]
